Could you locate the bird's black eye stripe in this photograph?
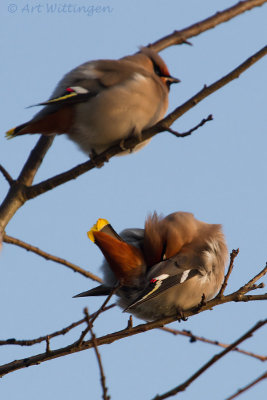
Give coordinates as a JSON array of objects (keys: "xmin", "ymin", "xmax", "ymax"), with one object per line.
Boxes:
[
  {"xmin": 151, "ymin": 60, "xmax": 162, "ymax": 77},
  {"xmin": 161, "ymin": 241, "xmax": 167, "ymax": 261}
]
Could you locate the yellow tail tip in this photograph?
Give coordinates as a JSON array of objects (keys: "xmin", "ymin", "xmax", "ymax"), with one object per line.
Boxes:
[
  {"xmin": 87, "ymin": 218, "xmax": 110, "ymax": 242},
  {"xmin": 5, "ymin": 127, "xmax": 16, "ymax": 139}
]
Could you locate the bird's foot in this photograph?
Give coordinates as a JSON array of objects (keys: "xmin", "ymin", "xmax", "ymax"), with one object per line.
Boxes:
[
  {"xmin": 89, "ymin": 149, "xmax": 104, "ymax": 168},
  {"xmin": 176, "ymin": 309, "xmax": 188, "ymax": 322},
  {"xmin": 193, "ymin": 294, "xmax": 206, "ymax": 313},
  {"xmin": 119, "ymin": 139, "xmax": 127, "ymax": 151}
]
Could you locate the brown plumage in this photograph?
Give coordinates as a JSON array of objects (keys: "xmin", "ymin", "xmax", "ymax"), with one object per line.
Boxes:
[
  {"xmin": 93, "ymin": 231, "xmax": 145, "ymax": 286},
  {"xmin": 75, "ymin": 212, "xmax": 228, "ymax": 320},
  {"xmin": 6, "ymin": 47, "xmax": 179, "ymax": 157}
]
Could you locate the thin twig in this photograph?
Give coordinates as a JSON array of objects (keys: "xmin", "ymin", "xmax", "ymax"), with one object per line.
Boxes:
[
  {"xmin": 3, "ymin": 233, "xmax": 102, "ymax": 283},
  {"xmin": 238, "ymin": 262, "xmax": 267, "ymax": 294},
  {"xmin": 166, "ymin": 114, "xmax": 213, "ymax": 138},
  {"xmin": 0, "ymin": 304, "xmax": 115, "ymax": 347},
  {"xmin": 45, "ymin": 336, "xmax": 51, "ymax": 354},
  {"xmin": 91, "ymin": 285, "xmax": 120, "ymax": 324},
  {"xmin": 76, "ymin": 289, "xmax": 119, "ymax": 346},
  {"xmin": 218, "ymin": 249, "xmax": 240, "ymax": 297},
  {"xmin": 84, "ymin": 308, "xmax": 110, "ymax": 400},
  {"xmin": 0, "ymin": 164, "xmax": 13, "ymax": 185},
  {"xmin": 225, "ymin": 370, "xmax": 267, "ymax": 400},
  {"xmin": 160, "ymin": 327, "xmax": 266, "ymax": 362},
  {"xmin": 152, "ymin": 320, "xmax": 267, "ymax": 400},
  {"xmin": 24, "ymin": 45, "xmax": 267, "ymax": 200}
]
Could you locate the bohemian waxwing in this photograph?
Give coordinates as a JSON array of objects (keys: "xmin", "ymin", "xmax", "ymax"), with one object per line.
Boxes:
[
  {"xmin": 6, "ymin": 47, "xmax": 179, "ymax": 157},
  {"xmin": 74, "ymin": 212, "xmax": 228, "ymax": 321}
]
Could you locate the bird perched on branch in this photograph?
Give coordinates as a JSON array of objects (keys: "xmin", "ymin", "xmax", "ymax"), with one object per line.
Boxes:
[
  {"xmin": 74, "ymin": 212, "xmax": 228, "ymax": 321},
  {"xmin": 6, "ymin": 47, "xmax": 179, "ymax": 158}
]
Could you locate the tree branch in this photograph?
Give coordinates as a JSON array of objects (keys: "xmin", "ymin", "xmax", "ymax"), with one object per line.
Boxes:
[
  {"xmin": 150, "ymin": 0, "xmax": 267, "ymax": 52},
  {"xmin": 160, "ymin": 327, "xmax": 266, "ymax": 362},
  {"xmin": 218, "ymin": 249, "xmax": 239, "ymax": 297},
  {"xmin": 0, "ymin": 304, "xmax": 115, "ymax": 347},
  {"xmin": 3, "ymin": 233, "xmax": 102, "ymax": 283},
  {"xmin": 225, "ymin": 370, "xmax": 267, "ymax": 400},
  {"xmin": 166, "ymin": 114, "xmax": 213, "ymax": 138},
  {"xmin": 0, "ymin": 164, "xmax": 13, "ymax": 185},
  {"xmin": 84, "ymin": 308, "xmax": 110, "ymax": 400},
  {"xmin": 151, "ymin": 320, "xmax": 267, "ymax": 400},
  {"xmin": 0, "ymin": 136, "xmax": 54, "ymax": 233},
  {"xmin": 0, "ymin": 261, "xmax": 266, "ymax": 377}
]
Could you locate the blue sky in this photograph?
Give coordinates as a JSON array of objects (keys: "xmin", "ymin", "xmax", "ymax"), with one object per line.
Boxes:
[{"xmin": 0, "ymin": 1, "xmax": 267, "ymax": 399}]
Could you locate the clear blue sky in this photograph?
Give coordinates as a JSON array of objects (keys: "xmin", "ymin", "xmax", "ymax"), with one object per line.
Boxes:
[{"xmin": 1, "ymin": 1, "xmax": 266, "ymax": 399}]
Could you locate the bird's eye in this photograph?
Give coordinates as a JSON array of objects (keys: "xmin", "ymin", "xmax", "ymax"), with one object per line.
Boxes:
[{"xmin": 152, "ymin": 61, "xmax": 162, "ymax": 77}]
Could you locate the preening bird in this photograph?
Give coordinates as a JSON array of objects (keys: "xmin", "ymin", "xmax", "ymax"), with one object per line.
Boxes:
[
  {"xmin": 74, "ymin": 212, "xmax": 228, "ymax": 321},
  {"xmin": 6, "ymin": 47, "xmax": 179, "ymax": 158}
]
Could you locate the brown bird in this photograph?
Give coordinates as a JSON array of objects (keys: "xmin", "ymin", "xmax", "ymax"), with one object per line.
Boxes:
[
  {"xmin": 6, "ymin": 47, "xmax": 179, "ymax": 158},
  {"xmin": 74, "ymin": 212, "xmax": 228, "ymax": 321}
]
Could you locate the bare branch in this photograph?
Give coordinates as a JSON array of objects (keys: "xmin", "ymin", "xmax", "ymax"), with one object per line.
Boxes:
[
  {"xmin": 0, "ymin": 304, "xmax": 115, "ymax": 347},
  {"xmin": 0, "ymin": 164, "xmax": 13, "ymax": 185},
  {"xmin": 160, "ymin": 327, "xmax": 267, "ymax": 362},
  {"xmin": 18, "ymin": 136, "xmax": 54, "ymax": 186},
  {"xmin": 218, "ymin": 249, "xmax": 240, "ymax": 297},
  {"xmin": 238, "ymin": 262, "xmax": 267, "ymax": 294},
  {"xmin": 225, "ymin": 370, "xmax": 267, "ymax": 400},
  {"xmin": 166, "ymin": 114, "xmax": 213, "ymax": 138},
  {"xmin": 0, "ymin": 136, "xmax": 54, "ymax": 233},
  {"xmin": 84, "ymin": 308, "xmax": 110, "ymax": 400},
  {"xmin": 150, "ymin": 0, "xmax": 267, "ymax": 52},
  {"xmin": 3, "ymin": 233, "xmax": 102, "ymax": 283},
  {"xmin": 159, "ymin": 45, "xmax": 267, "ymax": 128},
  {"xmin": 0, "ymin": 259, "xmax": 266, "ymax": 377},
  {"xmin": 152, "ymin": 320, "xmax": 267, "ymax": 400},
  {"xmin": 91, "ymin": 284, "xmax": 121, "ymax": 324},
  {"xmin": 25, "ymin": 45, "xmax": 267, "ymax": 200},
  {"xmin": 45, "ymin": 336, "xmax": 51, "ymax": 354}
]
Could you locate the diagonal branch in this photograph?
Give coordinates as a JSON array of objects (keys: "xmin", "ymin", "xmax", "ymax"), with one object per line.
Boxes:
[
  {"xmin": 225, "ymin": 370, "xmax": 267, "ymax": 400},
  {"xmin": 0, "ymin": 260, "xmax": 266, "ymax": 377},
  {"xmin": 218, "ymin": 249, "xmax": 239, "ymax": 297},
  {"xmin": 25, "ymin": 45, "xmax": 267, "ymax": 200},
  {"xmin": 0, "ymin": 136, "xmax": 54, "ymax": 233},
  {"xmin": 3, "ymin": 233, "xmax": 102, "ymax": 283},
  {"xmin": 0, "ymin": 164, "xmax": 13, "ymax": 185},
  {"xmin": 151, "ymin": 320, "xmax": 267, "ymax": 400},
  {"xmin": 160, "ymin": 327, "xmax": 267, "ymax": 362},
  {"xmin": 150, "ymin": 0, "xmax": 267, "ymax": 52},
  {"xmin": 238, "ymin": 262, "xmax": 267, "ymax": 294},
  {"xmin": 0, "ymin": 304, "xmax": 115, "ymax": 347}
]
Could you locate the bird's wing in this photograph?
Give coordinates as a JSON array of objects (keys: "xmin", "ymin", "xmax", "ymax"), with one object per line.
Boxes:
[
  {"xmin": 28, "ymin": 85, "xmax": 96, "ymax": 108},
  {"xmin": 125, "ymin": 265, "xmax": 202, "ymax": 310}
]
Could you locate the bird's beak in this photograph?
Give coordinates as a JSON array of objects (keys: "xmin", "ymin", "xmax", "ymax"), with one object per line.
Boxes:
[{"xmin": 168, "ymin": 76, "xmax": 181, "ymax": 85}]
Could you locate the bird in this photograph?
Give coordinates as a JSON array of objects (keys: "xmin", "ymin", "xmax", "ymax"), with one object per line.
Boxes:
[
  {"xmin": 6, "ymin": 47, "xmax": 179, "ymax": 158},
  {"xmin": 74, "ymin": 212, "xmax": 228, "ymax": 321}
]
